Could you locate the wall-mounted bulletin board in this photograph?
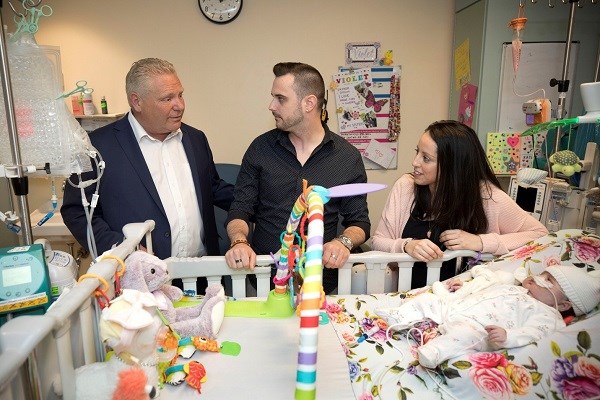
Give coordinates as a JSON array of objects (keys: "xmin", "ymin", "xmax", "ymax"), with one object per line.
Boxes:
[{"xmin": 331, "ymin": 66, "xmax": 401, "ymax": 170}]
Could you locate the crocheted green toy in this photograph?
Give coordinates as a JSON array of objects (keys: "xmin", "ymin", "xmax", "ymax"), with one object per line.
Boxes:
[{"xmin": 549, "ymin": 150, "xmax": 582, "ymax": 177}]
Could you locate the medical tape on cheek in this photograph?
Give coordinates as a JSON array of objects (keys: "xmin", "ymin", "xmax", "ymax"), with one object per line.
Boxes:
[
  {"xmin": 532, "ymin": 275, "xmax": 554, "ymax": 289},
  {"xmin": 531, "ymin": 275, "xmax": 559, "ymax": 310}
]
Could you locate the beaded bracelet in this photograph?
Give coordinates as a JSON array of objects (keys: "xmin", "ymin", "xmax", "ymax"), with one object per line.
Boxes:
[
  {"xmin": 402, "ymin": 238, "xmax": 413, "ymax": 253},
  {"xmin": 229, "ymin": 238, "xmax": 251, "ymax": 250}
]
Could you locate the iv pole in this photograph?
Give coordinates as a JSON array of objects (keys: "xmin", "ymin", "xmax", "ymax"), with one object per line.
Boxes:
[
  {"xmin": 547, "ymin": 0, "xmax": 598, "ymax": 154},
  {"xmin": 0, "ymin": 2, "xmax": 43, "ymax": 400},
  {"xmin": 595, "ymin": 38, "xmax": 600, "ymax": 82},
  {"xmin": 0, "ymin": 2, "xmax": 33, "ymax": 245}
]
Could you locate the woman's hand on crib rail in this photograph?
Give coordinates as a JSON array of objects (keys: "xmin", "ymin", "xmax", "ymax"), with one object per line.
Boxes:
[
  {"xmin": 439, "ymin": 229, "xmax": 483, "ymax": 252},
  {"xmin": 404, "ymin": 238, "xmax": 444, "ymax": 261}
]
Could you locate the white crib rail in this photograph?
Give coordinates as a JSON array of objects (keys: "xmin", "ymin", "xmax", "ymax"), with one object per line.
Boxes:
[
  {"xmin": 0, "ymin": 220, "xmax": 155, "ymax": 400},
  {"xmin": 0, "ymin": 240, "xmax": 491, "ymax": 400},
  {"xmin": 167, "ymin": 249, "xmax": 491, "ymax": 298},
  {"xmin": 167, "ymin": 256, "xmax": 274, "ymax": 298},
  {"xmin": 341, "ymin": 250, "xmax": 493, "ymax": 294}
]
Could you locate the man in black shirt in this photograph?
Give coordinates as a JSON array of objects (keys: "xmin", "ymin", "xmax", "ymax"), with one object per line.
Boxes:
[{"xmin": 225, "ymin": 62, "xmax": 370, "ymax": 294}]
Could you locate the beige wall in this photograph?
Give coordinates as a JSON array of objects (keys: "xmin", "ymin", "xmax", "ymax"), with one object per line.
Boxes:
[{"xmin": 2, "ymin": 0, "xmax": 455, "ymax": 236}]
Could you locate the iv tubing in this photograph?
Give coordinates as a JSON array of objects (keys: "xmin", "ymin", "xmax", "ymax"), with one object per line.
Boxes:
[{"xmin": 66, "ymin": 150, "xmax": 104, "ymax": 260}]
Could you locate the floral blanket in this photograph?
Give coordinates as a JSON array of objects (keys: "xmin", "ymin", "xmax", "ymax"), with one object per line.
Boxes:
[{"xmin": 325, "ymin": 229, "xmax": 600, "ymax": 400}]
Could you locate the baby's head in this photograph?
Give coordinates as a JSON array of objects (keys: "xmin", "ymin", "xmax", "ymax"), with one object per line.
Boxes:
[{"xmin": 523, "ymin": 266, "xmax": 600, "ymax": 316}]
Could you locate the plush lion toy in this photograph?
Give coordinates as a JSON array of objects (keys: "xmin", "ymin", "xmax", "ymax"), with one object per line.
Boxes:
[
  {"xmin": 112, "ymin": 368, "xmax": 158, "ymax": 400},
  {"xmin": 121, "ymin": 251, "xmax": 225, "ymax": 338},
  {"xmin": 549, "ymin": 150, "xmax": 582, "ymax": 177}
]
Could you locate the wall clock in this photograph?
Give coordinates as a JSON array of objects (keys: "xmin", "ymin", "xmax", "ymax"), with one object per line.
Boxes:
[{"xmin": 198, "ymin": 0, "xmax": 243, "ymax": 24}]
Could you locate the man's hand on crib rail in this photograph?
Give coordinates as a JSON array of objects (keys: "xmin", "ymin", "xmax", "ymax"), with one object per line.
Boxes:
[
  {"xmin": 226, "ymin": 238, "xmax": 256, "ymax": 270},
  {"xmin": 323, "ymin": 240, "xmax": 351, "ymax": 269}
]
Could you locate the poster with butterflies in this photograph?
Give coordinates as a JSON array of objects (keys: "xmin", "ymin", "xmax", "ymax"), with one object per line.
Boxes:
[
  {"xmin": 332, "ymin": 66, "xmax": 401, "ymax": 170},
  {"xmin": 486, "ymin": 132, "xmax": 546, "ymax": 174}
]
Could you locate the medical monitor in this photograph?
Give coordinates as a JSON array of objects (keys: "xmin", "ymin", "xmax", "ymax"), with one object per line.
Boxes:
[{"xmin": 508, "ymin": 175, "xmax": 549, "ymax": 221}]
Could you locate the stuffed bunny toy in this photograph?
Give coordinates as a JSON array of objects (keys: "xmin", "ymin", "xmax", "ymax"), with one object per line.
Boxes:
[
  {"xmin": 70, "ymin": 289, "xmax": 162, "ymax": 400},
  {"xmin": 121, "ymin": 251, "xmax": 225, "ymax": 338}
]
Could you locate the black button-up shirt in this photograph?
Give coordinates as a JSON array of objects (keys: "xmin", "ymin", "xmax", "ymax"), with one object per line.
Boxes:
[{"xmin": 227, "ymin": 125, "xmax": 370, "ymax": 255}]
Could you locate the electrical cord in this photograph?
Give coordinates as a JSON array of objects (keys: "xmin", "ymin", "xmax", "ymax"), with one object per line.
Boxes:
[
  {"xmin": 369, "ymin": 320, "xmax": 429, "ymax": 400},
  {"xmin": 379, "ymin": 320, "xmax": 470, "ymax": 400},
  {"xmin": 371, "ymin": 359, "xmax": 404, "ymax": 399},
  {"xmin": 425, "ymin": 367, "xmax": 461, "ymax": 400}
]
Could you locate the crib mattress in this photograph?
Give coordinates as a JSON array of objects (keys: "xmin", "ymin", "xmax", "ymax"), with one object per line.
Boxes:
[{"xmin": 160, "ymin": 314, "xmax": 354, "ymax": 399}]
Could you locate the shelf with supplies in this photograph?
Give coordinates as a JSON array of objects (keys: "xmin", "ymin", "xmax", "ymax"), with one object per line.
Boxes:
[{"xmin": 75, "ymin": 112, "xmax": 125, "ymax": 133}]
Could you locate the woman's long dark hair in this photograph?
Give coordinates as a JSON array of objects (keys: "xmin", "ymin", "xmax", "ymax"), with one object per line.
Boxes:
[{"xmin": 412, "ymin": 120, "xmax": 501, "ymax": 234}]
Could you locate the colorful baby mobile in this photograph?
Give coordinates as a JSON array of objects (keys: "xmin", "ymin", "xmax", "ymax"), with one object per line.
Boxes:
[{"xmin": 271, "ymin": 180, "xmax": 386, "ymax": 400}]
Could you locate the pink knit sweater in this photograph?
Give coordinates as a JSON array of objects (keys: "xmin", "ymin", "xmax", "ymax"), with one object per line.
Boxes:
[{"xmin": 371, "ymin": 174, "xmax": 548, "ymax": 255}]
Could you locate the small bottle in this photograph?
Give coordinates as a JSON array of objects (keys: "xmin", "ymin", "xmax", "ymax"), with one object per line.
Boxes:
[
  {"xmin": 71, "ymin": 94, "xmax": 83, "ymax": 115},
  {"xmin": 83, "ymin": 92, "xmax": 95, "ymax": 115},
  {"xmin": 100, "ymin": 96, "xmax": 108, "ymax": 114}
]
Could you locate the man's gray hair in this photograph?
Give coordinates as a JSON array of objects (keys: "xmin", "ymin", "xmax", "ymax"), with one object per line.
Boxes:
[{"xmin": 125, "ymin": 58, "xmax": 177, "ymax": 97}]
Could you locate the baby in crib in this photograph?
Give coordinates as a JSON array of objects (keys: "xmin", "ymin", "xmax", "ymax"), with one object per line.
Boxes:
[{"xmin": 375, "ymin": 265, "xmax": 600, "ymax": 369}]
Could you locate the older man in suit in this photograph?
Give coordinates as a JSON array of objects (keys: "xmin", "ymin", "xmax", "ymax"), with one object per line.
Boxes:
[{"xmin": 62, "ymin": 58, "xmax": 233, "ymax": 261}]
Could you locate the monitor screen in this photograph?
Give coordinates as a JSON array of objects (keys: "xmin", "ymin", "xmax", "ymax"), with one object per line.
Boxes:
[
  {"xmin": 515, "ymin": 185, "xmax": 538, "ymax": 213},
  {"xmin": 2, "ymin": 265, "xmax": 33, "ymax": 287}
]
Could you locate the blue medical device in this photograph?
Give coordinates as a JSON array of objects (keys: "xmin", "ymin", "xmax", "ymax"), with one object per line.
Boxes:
[{"xmin": 0, "ymin": 244, "xmax": 52, "ymax": 326}]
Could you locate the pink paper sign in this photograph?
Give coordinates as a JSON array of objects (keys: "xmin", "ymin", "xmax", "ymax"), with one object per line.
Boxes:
[{"xmin": 458, "ymin": 83, "xmax": 478, "ymax": 127}]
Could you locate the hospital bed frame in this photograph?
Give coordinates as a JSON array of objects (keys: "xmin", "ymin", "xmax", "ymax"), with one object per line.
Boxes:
[{"xmin": 0, "ymin": 221, "xmax": 489, "ymax": 400}]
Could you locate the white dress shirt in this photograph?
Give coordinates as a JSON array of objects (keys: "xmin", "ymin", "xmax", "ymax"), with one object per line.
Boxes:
[{"xmin": 128, "ymin": 113, "xmax": 205, "ymax": 257}]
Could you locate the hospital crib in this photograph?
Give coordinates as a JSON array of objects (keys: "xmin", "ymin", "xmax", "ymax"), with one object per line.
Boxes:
[{"xmin": 0, "ymin": 221, "xmax": 489, "ymax": 400}]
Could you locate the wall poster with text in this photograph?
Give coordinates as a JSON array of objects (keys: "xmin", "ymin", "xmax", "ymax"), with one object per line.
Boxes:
[{"xmin": 331, "ymin": 66, "xmax": 401, "ymax": 170}]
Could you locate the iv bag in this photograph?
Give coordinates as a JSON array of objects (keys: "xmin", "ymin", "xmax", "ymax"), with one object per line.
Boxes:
[
  {"xmin": 512, "ymin": 35, "xmax": 522, "ymax": 74},
  {"xmin": 508, "ymin": 11, "xmax": 527, "ymax": 75},
  {"xmin": 0, "ymin": 33, "xmax": 92, "ymax": 177}
]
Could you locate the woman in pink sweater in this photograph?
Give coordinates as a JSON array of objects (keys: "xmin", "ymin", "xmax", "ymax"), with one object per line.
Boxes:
[{"xmin": 372, "ymin": 120, "xmax": 547, "ymax": 288}]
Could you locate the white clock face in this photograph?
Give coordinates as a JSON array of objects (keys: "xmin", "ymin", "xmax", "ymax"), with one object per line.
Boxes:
[{"xmin": 199, "ymin": 0, "xmax": 243, "ymax": 24}]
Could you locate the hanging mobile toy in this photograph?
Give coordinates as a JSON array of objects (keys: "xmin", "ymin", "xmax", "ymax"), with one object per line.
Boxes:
[{"xmin": 508, "ymin": 3, "xmax": 527, "ymax": 75}]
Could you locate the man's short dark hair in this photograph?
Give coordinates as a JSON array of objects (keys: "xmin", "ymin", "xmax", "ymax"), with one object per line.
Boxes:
[{"xmin": 273, "ymin": 62, "xmax": 325, "ymax": 109}]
